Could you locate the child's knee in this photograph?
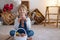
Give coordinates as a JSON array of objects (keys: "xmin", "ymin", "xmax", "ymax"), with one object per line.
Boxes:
[
  {"xmin": 10, "ymin": 30, "xmax": 15, "ymax": 36},
  {"xmin": 27, "ymin": 30, "xmax": 34, "ymax": 37}
]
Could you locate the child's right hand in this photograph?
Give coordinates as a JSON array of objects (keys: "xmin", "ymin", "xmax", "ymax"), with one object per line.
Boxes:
[{"xmin": 21, "ymin": 33, "xmax": 26, "ymax": 37}]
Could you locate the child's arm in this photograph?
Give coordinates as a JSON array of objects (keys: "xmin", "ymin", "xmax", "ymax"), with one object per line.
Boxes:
[
  {"xmin": 18, "ymin": 18, "xmax": 22, "ymax": 23},
  {"xmin": 14, "ymin": 17, "xmax": 19, "ymax": 30},
  {"xmin": 26, "ymin": 17, "xmax": 31, "ymax": 30}
]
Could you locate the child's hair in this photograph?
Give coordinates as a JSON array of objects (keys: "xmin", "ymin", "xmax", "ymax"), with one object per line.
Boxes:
[
  {"xmin": 18, "ymin": 4, "xmax": 27, "ymax": 13},
  {"xmin": 18, "ymin": 4, "xmax": 27, "ymax": 17}
]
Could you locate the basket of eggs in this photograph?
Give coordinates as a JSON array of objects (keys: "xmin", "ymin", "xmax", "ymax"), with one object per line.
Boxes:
[{"xmin": 14, "ymin": 28, "xmax": 27, "ymax": 40}]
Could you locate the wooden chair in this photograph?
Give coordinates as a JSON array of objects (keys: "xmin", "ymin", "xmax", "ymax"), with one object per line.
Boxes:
[{"xmin": 44, "ymin": 6, "xmax": 60, "ymax": 28}]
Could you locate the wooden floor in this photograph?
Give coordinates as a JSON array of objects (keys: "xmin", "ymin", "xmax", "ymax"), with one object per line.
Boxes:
[{"xmin": 0, "ymin": 24, "xmax": 60, "ymax": 40}]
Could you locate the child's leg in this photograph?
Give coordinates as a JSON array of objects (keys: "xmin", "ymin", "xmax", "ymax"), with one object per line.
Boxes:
[
  {"xmin": 6, "ymin": 30, "xmax": 15, "ymax": 40},
  {"xmin": 27, "ymin": 37, "xmax": 32, "ymax": 40},
  {"xmin": 27, "ymin": 30, "xmax": 34, "ymax": 37},
  {"xmin": 10, "ymin": 30, "xmax": 15, "ymax": 36},
  {"xmin": 27, "ymin": 30, "xmax": 34, "ymax": 40}
]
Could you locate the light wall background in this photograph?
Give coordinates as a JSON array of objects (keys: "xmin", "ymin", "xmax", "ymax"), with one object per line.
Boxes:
[
  {"xmin": 29, "ymin": 0, "xmax": 46, "ymax": 16},
  {"xmin": 0, "ymin": 0, "xmax": 59, "ymax": 19},
  {"xmin": 0, "ymin": 0, "xmax": 60, "ymax": 22},
  {"xmin": 0, "ymin": 0, "xmax": 46, "ymax": 16}
]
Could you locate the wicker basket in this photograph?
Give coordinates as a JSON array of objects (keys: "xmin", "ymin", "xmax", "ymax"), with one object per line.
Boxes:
[
  {"xmin": 14, "ymin": 28, "xmax": 27, "ymax": 40},
  {"xmin": 1, "ymin": 12, "xmax": 15, "ymax": 25}
]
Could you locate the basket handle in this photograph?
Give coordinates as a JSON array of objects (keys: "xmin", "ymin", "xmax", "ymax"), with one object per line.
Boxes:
[{"xmin": 16, "ymin": 28, "xmax": 27, "ymax": 34}]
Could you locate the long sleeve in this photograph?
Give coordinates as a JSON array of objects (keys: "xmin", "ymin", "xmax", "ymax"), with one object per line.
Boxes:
[
  {"xmin": 14, "ymin": 17, "xmax": 19, "ymax": 30},
  {"xmin": 26, "ymin": 17, "xmax": 31, "ymax": 30}
]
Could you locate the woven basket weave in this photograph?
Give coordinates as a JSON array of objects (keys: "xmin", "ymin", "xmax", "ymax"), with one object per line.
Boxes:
[{"xmin": 14, "ymin": 28, "xmax": 27, "ymax": 40}]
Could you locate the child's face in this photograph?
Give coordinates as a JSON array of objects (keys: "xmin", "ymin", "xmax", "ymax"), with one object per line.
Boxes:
[{"xmin": 19, "ymin": 7, "xmax": 27, "ymax": 14}]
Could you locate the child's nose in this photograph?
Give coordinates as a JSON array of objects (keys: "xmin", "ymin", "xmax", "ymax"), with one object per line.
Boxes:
[
  {"xmin": 21, "ymin": 10, "xmax": 23, "ymax": 12},
  {"xmin": 21, "ymin": 10, "xmax": 24, "ymax": 13}
]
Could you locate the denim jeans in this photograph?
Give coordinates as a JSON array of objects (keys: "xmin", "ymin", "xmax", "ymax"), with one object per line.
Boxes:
[
  {"xmin": 10, "ymin": 21, "xmax": 34, "ymax": 37},
  {"xmin": 10, "ymin": 29, "xmax": 34, "ymax": 37}
]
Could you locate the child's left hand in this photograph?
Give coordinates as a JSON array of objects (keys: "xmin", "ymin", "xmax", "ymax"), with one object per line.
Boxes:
[{"xmin": 21, "ymin": 16, "xmax": 26, "ymax": 21}]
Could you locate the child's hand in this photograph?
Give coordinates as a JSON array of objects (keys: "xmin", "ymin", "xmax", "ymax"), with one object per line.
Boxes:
[
  {"xmin": 21, "ymin": 15, "xmax": 26, "ymax": 21},
  {"xmin": 21, "ymin": 33, "xmax": 26, "ymax": 37},
  {"xmin": 18, "ymin": 15, "xmax": 26, "ymax": 23},
  {"xmin": 18, "ymin": 18, "xmax": 22, "ymax": 23}
]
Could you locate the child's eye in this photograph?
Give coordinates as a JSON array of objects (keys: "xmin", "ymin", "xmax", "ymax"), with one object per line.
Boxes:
[{"xmin": 20, "ymin": 10, "xmax": 22, "ymax": 11}]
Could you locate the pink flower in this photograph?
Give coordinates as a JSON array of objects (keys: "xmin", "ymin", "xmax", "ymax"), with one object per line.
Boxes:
[
  {"xmin": 10, "ymin": 3, "xmax": 13, "ymax": 10},
  {"xmin": 3, "ymin": 3, "xmax": 13, "ymax": 12},
  {"xmin": 3, "ymin": 8, "xmax": 6, "ymax": 12},
  {"xmin": 4, "ymin": 4, "xmax": 9, "ymax": 10}
]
